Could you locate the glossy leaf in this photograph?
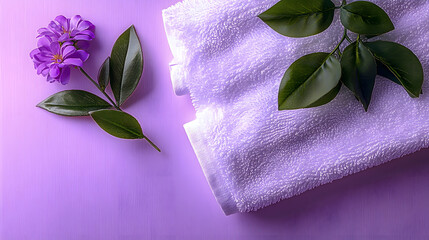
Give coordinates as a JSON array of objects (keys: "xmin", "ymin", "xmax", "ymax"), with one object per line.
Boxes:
[
  {"xmin": 90, "ymin": 110, "xmax": 144, "ymax": 139},
  {"xmin": 98, "ymin": 57, "xmax": 110, "ymax": 91},
  {"xmin": 307, "ymin": 82, "xmax": 342, "ymax": 108},
  {"xmin": 376, "ymin": 60, "xmax": 400, "ymax": 84},
  {"xmin": 365, "ymin": 41, "xmax": 423, "ymax": 98},
  {"xmin": 341, "ymin": 41, "xmax": 377, "ymax": 111},
  {"xmin": 37, "ymin": 90, "xmax": 112, "ymax": 116},
  {"xmin": 340, "ymin": 1, "xmax": 394, "ymax": 35},
  {"xmin": 278, "ymin": 52, "xmax": 342, "ymax": 110},
  {"xmin": 258, "ymin": 0, "xmax": 336, "ymax": 38},
  {"xmin": 110, "ymin": 25, "xmax": 143, "ymax": 106}
]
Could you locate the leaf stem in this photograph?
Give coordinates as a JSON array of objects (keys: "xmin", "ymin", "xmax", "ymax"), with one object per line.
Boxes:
[
  {"xmin": 345, "ymin": 34, "xmax": 353, "ymax": 44},
  {"xmin": 335, "ymin": 48, "xmax": 343, "ymax": 58},
  {"xmin": 143, "ymin": 136, "xmax": 161, "ymax": 152},
  {"xmin": 79, "ymin": 67, "xmax": 122, "ymax": 111},
  {"xmin": 80, "ymin": 67, "xmax": 160, "ymax": 152},
  {"xmin": 330, "ymin": 29, "xmax": 348, "ymax": 55}
]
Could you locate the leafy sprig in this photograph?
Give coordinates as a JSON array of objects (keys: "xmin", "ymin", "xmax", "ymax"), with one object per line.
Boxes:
[
  {"xmin": 37, "ymin": 26, "xmax": 161, "ymax": 152},
  {"xmin": 259, "ymin": 0, "xmax": 424, "ymax": 111}
]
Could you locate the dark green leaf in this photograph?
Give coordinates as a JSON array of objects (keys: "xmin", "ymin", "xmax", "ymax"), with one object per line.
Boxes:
[
  {"xmin": 365, "ymin": 34, "xmax": 380, "ymax": 39},
  {"xmin": 340, "ymin": 1, "xmax": 394, "ymax": 35},
  {"xmin": 110, "ymin": 25, "xmax": 143, "ymax": 106},
  {"xmin": 37, "ymin": 90, "xmax": 112, "ymax": 116},
  {"xmin": 376, "ymin": 60, "xmax": 401, "ymax": 85},
  {"xmin": 98, "ymin": 57, "xmax": 110, "ymax": 91},
  {"xmin": 307, "ymin": 82, "xmax": 342, "ymax": 108},
  {"xmin": 278, "ymin": 52, "xmax": 342, "ymax": 110},
  {"xmin": 90, "ymin": 110, "xmax": 144, "ymax": 139},
  {"xmin": 341, "ymin": 41, "xmax": 377, "ymax": 111},
  {"xmin": 365, "ymin": 41, "xmax": 423, "ymax": 98},
  {"xmin": 258, "ymin": 0, "xmax": 336, "ymax": 38}
]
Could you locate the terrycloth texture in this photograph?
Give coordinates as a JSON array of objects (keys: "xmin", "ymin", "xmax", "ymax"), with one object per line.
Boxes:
[{"xmin": 162, "ymin": 0, "xmax": 429, "ymax": 215}]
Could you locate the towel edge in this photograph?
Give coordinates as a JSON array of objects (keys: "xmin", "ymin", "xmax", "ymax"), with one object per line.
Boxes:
[
  {"xmin": 163, "ymin": 0, "xmax": 238, "ymax": 214},
  {"xmin": 184, "ymin": 119, "xmax": 238, "ymax": 215},
  {"xmin": 162, "ymin": 4, "xmax": 190, "ymax": 96}
]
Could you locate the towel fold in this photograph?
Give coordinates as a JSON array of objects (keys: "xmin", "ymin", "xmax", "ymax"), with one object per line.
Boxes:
[{"xmin": 162, "ymin": 0, "xmax": 429, "ymax": 215}]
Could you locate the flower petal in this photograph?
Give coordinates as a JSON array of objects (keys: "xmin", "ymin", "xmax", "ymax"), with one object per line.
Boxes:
[
  {"xmin": 58, "ymin": 34, "xmax": 70, "ymax": 42},
  {"xmin": 73, "ymin": 34, "xmax": 92, "ymax": 41},
  {"xmin": 69, "ymin": 50, "xmax": 89, "ymax": 62},
  {"xmin": 48, "ymin": 21, "xmax": 62, "ymax": 33},
  {"xmin": 37, "ymin": 27, "xmax": 50, "ymax": 34},
  {"xmin": 77, "ymin": 20, "xmax": 94, "ymax": 31},
  {"xmin": 35, "ymin": 50, "xmax": 53, "ymax": 58},
  {"xmin": 30, "ymin": 48, "xmax": 40, "ymax": 59},
  {"xmin": 59, "ymin": 67, "xmax": 71, "ymax": 85},
  {"xmin": 63, "ymin": 58, "xmax": 83, "ymax": 67},
  {"xmin": 37, "ymin": 36, "xmax": 51, "ymax": 49},
  {"xmin": 33, "ymin": 53, "xmax": 52, "ymax": 62},
  {"xmin": 47, "ymin": 75, "xmax": 57, "ymax": 83},
  {"xmin": 70, "ymin": 15, "xmax": 82, "ymax": 30},
  {"xmin": 36, "ymin": 62, "xmax": 49, "ymax": 75},
  {"xmin": 37, "ymin": 32, "xmax": 57, "ymax": 39},
  {"xmin": 49, "ymin": 64, "xmax": 60, "ymax": 78},
  {"xmin": 78, "ymin": 30, "xmax": 95, "ymax": 39},
  {"xmin": 55, "ymin": 15, "xmax": 69, "ymax": 31},
  {"xmin": 37, "ymin": 28, "xmax": 57, "ymax": 38},
  {"xmin": 70, "ymin": 30, "xmax": 79, "ymax": 37},
  {"xmin": 62, "ymin": 45, "xmax": 76, "ymax": 58},
  {"xmin": 62, "ymin": 41, "xmax": 74, "ymax": 47},
  {"xmin": 41, "ymin": 67, "xmax": 49, "ymax": 77},
  {"xmin": 50, "ymin": 42, "xmax": 60, "ymax": 55}
]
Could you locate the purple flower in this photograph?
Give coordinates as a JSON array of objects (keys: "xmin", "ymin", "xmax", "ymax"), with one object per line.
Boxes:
[
  {"xmin": 37, "ymin": 15, "xmax": 95, "ymax": 44},
  {"xmin": 30, "ymin": 37, "xmax": 89, "ymax": 84},
  {"xmin": 31, "ymin": 15, "xmax": 94, "ymax": 84}
]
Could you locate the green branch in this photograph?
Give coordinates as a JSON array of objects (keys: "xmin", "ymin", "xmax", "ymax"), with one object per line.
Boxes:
[{"xmin": 79, "ymin": 67, "xmax": 122, "ymax": 111}]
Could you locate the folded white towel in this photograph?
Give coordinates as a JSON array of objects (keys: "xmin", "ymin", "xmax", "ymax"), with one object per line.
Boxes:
[{"xmin": 162, "ymin": 0, "xmax": 429, "ymax": 215}]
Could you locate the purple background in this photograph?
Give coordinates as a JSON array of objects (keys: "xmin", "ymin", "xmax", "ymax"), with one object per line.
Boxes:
[{"xmin": 1, "ymin": 0, "xmax": 429, "ymax": 239}]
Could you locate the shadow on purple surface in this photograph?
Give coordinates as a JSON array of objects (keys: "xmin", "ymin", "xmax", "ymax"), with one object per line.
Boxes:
[
  {"xmin": 77, "ymin": 35, "xmax": 103, "ymax": 76},
  {"xmin": 244, "ymin": 148, "xmax": 429, "ymax": 223}
]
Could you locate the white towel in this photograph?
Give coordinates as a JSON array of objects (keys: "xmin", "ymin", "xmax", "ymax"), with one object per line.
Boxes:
[{"xmin": 162, "ymin": 0, "xmax": 429, "ymax": 215}]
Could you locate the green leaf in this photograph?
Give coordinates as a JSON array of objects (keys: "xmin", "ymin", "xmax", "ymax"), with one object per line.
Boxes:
[
  {"xmin": 376, "ymin": 60, "xmax": 422, "ymax": 97},
  {"xmin": 307, "ymin": 82, "xmax": 342, "ymax": 108},
  {"xmin": 365, "ymin": 41, "xmax": 423, "ymax": 98},
  {"xmin": 365, "ymin": 34, "xmax": 380, "ymax": 39},
  {"xmin": 278, "ymin": 52, "xmax": 342, "ymax": 110},
  {"xmin": 37, "ymin": 90, "xmax": 112, "ymax": 116},
  {"xmin": 98, "ymin": 57, "xmax": 110, "ymax": 91},
  {"xmin": 110, "ymin": 25, "xmax": 143, "ymax": 106},
  {"xmin": 340, "ymin": 1, "xmax": 394, "ymax": 35},
  {"xmin": 376, "ymin": 60, "xmax": 400, "ymax": 84},
  {"xmin": 90, "ymin": 110, "xmax": 144, "ymax": 139},
  {"xmin": 341, "ymin": 41, "xmax": 377, "ymax": 111},
  {"xmin": 258, "ymin": 0, "xmax": 336, "ymax": 38}
]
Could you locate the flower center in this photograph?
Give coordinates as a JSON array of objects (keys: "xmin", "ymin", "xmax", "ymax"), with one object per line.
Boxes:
[{"xmin": 52, "ymin": 54, "xmax": 63, "ymax": 63}]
